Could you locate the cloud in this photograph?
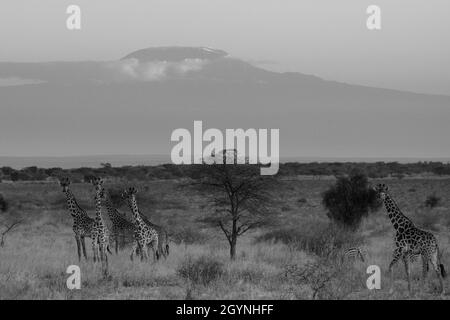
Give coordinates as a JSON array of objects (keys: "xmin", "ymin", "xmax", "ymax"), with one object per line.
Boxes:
[
  {"xmin": 0, "ymin": 77, "xmax": 46, "ymax": 86},
  {"xmin": 106, "ymin": 58, "xmax": 207, "ymax": 82}
]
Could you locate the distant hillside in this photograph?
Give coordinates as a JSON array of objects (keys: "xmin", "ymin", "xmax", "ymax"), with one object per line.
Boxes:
[{"xmin": 2, "ymin": 162, "xmax": 450, "ymax": 183}]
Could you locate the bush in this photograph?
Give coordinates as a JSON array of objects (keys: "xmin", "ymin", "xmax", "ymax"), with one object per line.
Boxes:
[
  {"xmin": 284, "ymin": 258, "xmax": 363, "ymax": 299},
  {"xmin": 425, "ymin": 194, "xmax": 440, "ymax": 208},
  {"xmin": 322, "ymin": 170, "xmax": 380, "ymax": 230},
  {"xmin": 0, "ymin": 193, "xmax": 8, "ymax": 212},
  {"xmin": 177, "ymin": 255, "xmax": 224, "ymax": 285}
]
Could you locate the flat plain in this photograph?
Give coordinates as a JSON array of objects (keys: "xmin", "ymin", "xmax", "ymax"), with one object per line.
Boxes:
[{"xmin": 1, "ymin": 176, "xmax": 449, "ymax": 299}]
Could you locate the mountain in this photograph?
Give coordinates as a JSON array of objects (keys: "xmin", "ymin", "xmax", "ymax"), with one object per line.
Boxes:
[
  {"xmin": 121, "ymin": 47, "xmax": 228, "ymax": 62},
  {"xmin": 1, "ymin": 46, "xmax": 450, "ymax": 160}
]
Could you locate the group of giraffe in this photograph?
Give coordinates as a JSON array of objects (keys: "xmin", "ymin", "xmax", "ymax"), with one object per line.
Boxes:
[
  {"xmin": 60, "ymin": 176, "xmax": 445, "ymax": 294},
  {"xmin": 59, "ymin": 177, "xmax": 169, "ymax": 276}
]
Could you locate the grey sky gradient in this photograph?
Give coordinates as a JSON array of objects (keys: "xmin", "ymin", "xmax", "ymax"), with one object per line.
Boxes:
[
  {"xmin": 1, "ymin": 1, "xmax": 450, "ymax": 160},
  {"xmin": 0, "ymin": 0, "xmax": 449, "ymax": 95}
]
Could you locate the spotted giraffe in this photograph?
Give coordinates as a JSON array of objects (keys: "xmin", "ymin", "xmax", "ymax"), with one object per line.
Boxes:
[
  {"xmin": 101, "ymin": 188, "xmax": 135, "ymax": 254},
  {"xmin": 59, "ymin": 177, "xmax": 95, "ymax": 261},
  {"xmin": 139, "ymin": 210, "xmax": 170, "ymax": 259},
  {"xmin": 121, "ymin": 187, "xmax": 159, "ymax": 262},
  {"xmin": 375, "ymin": 183, "xmax": 446, "ymax": 294},
  {"xmin": 91, "ymin": 177, "xmax": 112, "ymax": 273}
]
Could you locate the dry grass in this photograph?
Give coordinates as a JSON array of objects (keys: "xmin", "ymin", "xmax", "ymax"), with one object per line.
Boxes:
[{"xmin": 1, "ymin": 177, "xmax": 450, "ymax": 299}]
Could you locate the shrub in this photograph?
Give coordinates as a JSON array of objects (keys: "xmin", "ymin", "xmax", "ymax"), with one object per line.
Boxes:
[
  {"xmin": 0, "ymin": 193, "xmax": 8, "ymax": 212},
  {"xmin": 177, "ymin": 255, "xmax": 224, "ymax": 285},
  {"xmin": 425, "ymin": 194, "xmax": 440, "ymax": 208},
  {"xmin": 284, "ymin": 258, "xmax": 363, "ymax": 300},
  {"xmin": 322, "ymin": 170, "xmax": 380, "ymax": 230}
]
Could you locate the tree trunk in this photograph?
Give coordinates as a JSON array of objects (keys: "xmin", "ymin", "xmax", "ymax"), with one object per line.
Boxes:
[
  {"xmin": 230, "ymin": 236, "xmax": 237, "ymax": 260},
  {"xmin": 230, "ymin": 217, "xmax": 238, "ymax": 260}
]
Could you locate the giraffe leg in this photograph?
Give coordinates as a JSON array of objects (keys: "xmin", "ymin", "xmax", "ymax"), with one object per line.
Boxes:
[
  {"xmin": 96, "ymin": 241, "xmax": 100, "ymax": 262},
  {"xmin": 81, "ymin": 236, "xmax": 88, "ymax": 261},
  {"xmin": 152, "ymin": 245, "xmax": 157, "ymax": 262},
  {"xmin": 141, "ymin": 242, "xmax": 149, "ymax": 262},
  {"xmin": 130, "ymin": 242, "xmax": 138, "ymax": 261},
  {"xmin": 402, "ymin": 253, "xmax": 412, "ymax": 294},
  {"xmin": 100, "ymin": 243, "xmax": 105, "ymax": 262},
  {"xmin": 430, "ymin": 250, "xmax": 445, "ymax": 295},
  {"xmin": 102, "ymin": 244, "xmax": 109, "ymax": 277},
  {"xmin": 421, "ymin": 253, "xmax": 429, "ymax": 289},
  {"xmin": 159, "ymin": 236, "xmax": 167, "ymax": 259},
  {"xmin": 147, "ymin": 242, "xmax": 156, "ymax": 263},
  {"xmin": 388, "ymin": 247, "xmax": 402, "ymax": 294},
  {"xmin": 155, "ymin": 238, "xmax": 160, "ymax": 261},
  {"xmin": 121, "ymin": 231, "xmax": 126, "ymax": 250},
  {"xmin": 149, "ymin": 246, "xmax": 153, "ymax": 262},
  {"xmin": 115, "ymin": 232, "xmax": 119, "ymax": 255},
  {"xmin": 75, "ymin": 235, "xmax": 82, "ymax": 262},
  {"xmin": 92, "ymin": 238, "xmax": 99, "ymax": 263}
]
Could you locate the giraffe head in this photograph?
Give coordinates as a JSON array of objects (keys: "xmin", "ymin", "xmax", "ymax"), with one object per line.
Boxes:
[
  {"xmin": 121, "ymin": 187, "xmax": 138, "ymax": 201},
  {"xmin": 374, "ymin": 183, "xmax": 389, "ymax": 200},
  {"xmin": 59, "ymin": 177, "xmax": 71, "ymax": 192},
  {"xmin": 91, "ymin": 177, "xmax": 104, "ymax": 196}
]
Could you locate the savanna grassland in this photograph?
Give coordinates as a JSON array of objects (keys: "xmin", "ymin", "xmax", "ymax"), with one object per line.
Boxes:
[{"xmin": 1, "ymin": 175, "xmax": 450, "ymax": 300}]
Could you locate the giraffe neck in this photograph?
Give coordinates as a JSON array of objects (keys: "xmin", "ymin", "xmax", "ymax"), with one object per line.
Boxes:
[
  {"xmin": 383, "ymin": 193, "xmax": 413, "ymax": 231},
  {"xmin": 128, "ymin": 195, "xmax": 144, "ymax": 226},
  {"xmin": 64, "ymin": 189, "xmax": 83, "ymax": 218},
  {"xmin": 103, "ymin": 191, "xmax": 118, "ymax": 218},
  {"xmin": 94, "ymin": 188, "xmax": 103, "ymax": 223}
]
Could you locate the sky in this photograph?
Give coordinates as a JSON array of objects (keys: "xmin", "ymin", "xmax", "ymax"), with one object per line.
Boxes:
[
  {"xmin": 1, "ymin": 1, "xmax": 450, "ymax": 160},
  {"xmin": 0, "ymin": 0, "xmax": 449, "ymax": 95}
]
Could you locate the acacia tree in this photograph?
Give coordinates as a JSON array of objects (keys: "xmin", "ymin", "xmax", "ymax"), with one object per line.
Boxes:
[
  {"xmin": 0, "ymin": 219, "xmax": 23, "ymax": 247},
  {"xmin": 192, "ymin": 151, "xmax": 277, "ymax": 260}
]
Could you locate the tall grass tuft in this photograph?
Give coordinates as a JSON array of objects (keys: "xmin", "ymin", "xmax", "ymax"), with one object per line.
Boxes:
[
  {"xmin": 256, "ymin": 221, "xmax": 364, "ymax": 258},
  {"xmin": 177, "ymin": 255, "xmax": 225, "ymax": 286}
]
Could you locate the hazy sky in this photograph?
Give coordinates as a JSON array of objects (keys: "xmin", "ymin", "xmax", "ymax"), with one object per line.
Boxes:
[{"xmin": 0, "ymin": 0, "xmax": 449, "ymax": 95}]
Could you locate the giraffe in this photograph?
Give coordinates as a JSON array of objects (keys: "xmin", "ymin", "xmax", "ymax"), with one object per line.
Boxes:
[
  {"xmin": 102, "ymin": 188, "xmax": 135, "ymax": 254},
  {"xmin": 91, "ymin": 177, "xmax": 112, "ymax": 275},
  {"xmin": 121, "ymin": 187, "xmax": 159, "ymax": 262},
  {"xmin": 139, "ymin": 210, "xmax": 170, "ymax": 259},
  {"xmin": 374, "ymin": 183, "xmax": 446, "ymax": 295},
  {"xmin": 59, "ymin": 177, "xmax": 95, "ymax": 261}
]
